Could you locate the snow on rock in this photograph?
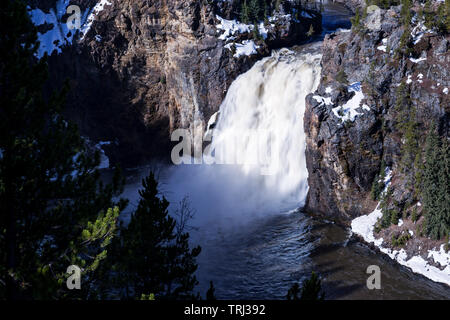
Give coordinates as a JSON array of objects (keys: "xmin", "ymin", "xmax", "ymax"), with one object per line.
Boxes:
[
  {"xmin": 398, "ymin": 219, "xmax": 404, "ymax": 227},
  {"xmin": 406, "ymin": 74, "xmax": 413, "ymax": 84},
  {"xmin": 215, "ymin": 15, "xmax": 269, "ymax": 58},
  {"xmin": 411, "ymin": 17, "xmax": 434, "ymax": 45},
  {"xmin": 28, "ymin": 0, "xmax": 74, "ymax": 59},
  {"xmin": 258, "ymin": 22, "xmax": 268, "ymax": 40},
  {"xmin": 216, "ymin": 15, "xmax": 252, "ymax": 41},
  {"xmin": 80, "ymin": 0, "xmax": 112, "ymax": 40},
  {"xmin": 313, "ymin": 95, "xmax": 333, "ymax": 106},
  {"xmin": 377, "ymin": 38, "xmax": 388, "ymax": 52},
  {"xmin": 331, "ymin": 82, "xmax": 370, "ymax": 123},
  {"xmin": 232, "ymin": 40, "xmax": 259, "ymax": 58},
  {"xmin": 428, "ymin": 245, "xmax": 450, "ymax": 269},
  {"xmin": 417, "ymin": 73, "xmax": 424, "ymax": 84},
  {"xmin": 28, "ymin": 0, "xmax": 112, "ymax": 58},
  {"xmin": 353, "ymin": 209, "xmax": 450, "ymax": 286},
  {"xmin": 352, "ymin": 168, "xmax": 450, "ymax": 286},
  {"xmin": 96, "ymin": 141, "xmax": 111, "ymax": 170},
  {"xmin": 351, "ymin": 205, "xmax": 384, "ymax": 247},
  {"xmin": 336, "ymin": 28, "xmax": 351, "ymax": 33},
  {"xmin": 443, "ymin": 88, "xmax": 449, "ymax": 95},
  {"xmin": 410, "ymin": 56, "xmax": 427, "ymax": 63}
]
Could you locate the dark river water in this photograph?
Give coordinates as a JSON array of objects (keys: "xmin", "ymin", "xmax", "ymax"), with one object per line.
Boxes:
[
  {"xmin": 116, "ymin": 2, "xmax": 450, "ymax": 300},
  {"xmin": 119, "ymin": 165, "xmax": 450, "ymax": 300}
]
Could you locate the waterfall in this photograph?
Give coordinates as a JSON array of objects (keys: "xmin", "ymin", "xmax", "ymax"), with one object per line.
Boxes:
[
  {"xmin": 160, "ymin": 48, "xmax": 322, "ymax": 229},
  {"xmin": 209, "ymin": 49, "xmax": 322, "ymax": 204}
]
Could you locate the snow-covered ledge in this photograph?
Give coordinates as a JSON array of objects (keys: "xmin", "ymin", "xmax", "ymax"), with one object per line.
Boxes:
[{"xmin": 351, "ymin": 170, "xmax": 450, "ymax": 286}]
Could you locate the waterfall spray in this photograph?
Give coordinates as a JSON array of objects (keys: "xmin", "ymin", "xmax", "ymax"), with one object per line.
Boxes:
[
  {"xmin": 210, "ymin": 49, "xmax": 322, "ymax": 204},
  {"xmin": 162, "ymin": 48, "xmax": 322, "ymax": 229}
]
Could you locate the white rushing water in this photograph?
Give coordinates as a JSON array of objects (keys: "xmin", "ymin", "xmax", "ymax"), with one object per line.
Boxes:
[
  {"xmin": 209, "ymin": 49, "xmax": 322, "ymax": 203},
  {"xmin": 156, "ymin": 49, "xmax": 323, "ymax": 231}
]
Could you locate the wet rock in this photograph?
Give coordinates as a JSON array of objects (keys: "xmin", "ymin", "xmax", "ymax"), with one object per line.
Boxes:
[
  {"xmin": 32, "ymin": 0, "xmax": 321, "ymax": 167},
  {"xmin": 304, "ymin": 7, "xmax": 449, "ymax": 225}
]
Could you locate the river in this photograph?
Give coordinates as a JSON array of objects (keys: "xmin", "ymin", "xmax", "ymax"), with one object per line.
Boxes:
[{"xmin": 117, "ymin": 1, "xmax": 450, "ymax": 300}]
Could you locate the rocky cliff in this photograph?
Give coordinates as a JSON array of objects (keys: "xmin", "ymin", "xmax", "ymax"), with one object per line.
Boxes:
[
  {"xmin": 30, "ymin": 0, "xmax": 321, "ymax": 167},
  {"xmin": 305, "ymin": 3, "xmax": 449, "ymax": 219},
  {"xmin": 304, "ymin": 2, "xmax": 449, "ymax": 273}
]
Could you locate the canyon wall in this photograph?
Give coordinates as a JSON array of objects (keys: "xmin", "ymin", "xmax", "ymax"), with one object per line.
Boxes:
[
  {"xmin": 31, "ymin": 0, "xmax": 321, "ymax": 166},
  {"xmin": 304, "ymin": 5, "xmax": 449, "ymax": 224}
]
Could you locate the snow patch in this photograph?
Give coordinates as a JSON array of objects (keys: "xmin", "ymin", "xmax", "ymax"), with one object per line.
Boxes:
[
  {"xmin": 352, "ymin": 168, "xmax": 450, "ymax": 286},
  {"xmin": 313, "ymin": 95, "xmax": 333, "ymax": 106},
  {"xmin": 331, "ymin": 82, "xmax": 370, "ymax": 123},
  {"xmin": 28, "ymin": 0, "xmax": 74, "ymax": 58},
  {"xmin": 406, "ymin": 74, "xmax": 413, "ymax": 84},
  {"xmin": 410, "ymin": 56, "xmax": 426, "ymax": 63},
  {"xmin": 232, "ymin": 40, "xmax": 259, "ymax": 58},
  {"xmin": 96, "ymin": 141, "xmax": 111, "ymax": 170},
  {"xmin": 80, "ymin": 0, "xmax": 112, "ymax": 40},
  {"xmin": 216, "ymin": 15, "xmax": 252, "ymax": 41},
  {"xmin": 28, "ymin": 0, "xmax": 112, "ymax": 58},
  {"xmin": 417, "ymin": 73, "xmax": 424, "ymax": 84}
]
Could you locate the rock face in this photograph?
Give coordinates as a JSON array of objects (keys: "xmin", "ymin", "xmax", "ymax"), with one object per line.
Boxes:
[
  {"xmin": 31, "ymin": 0, "xmax": 321, "ymax": 167},
  {"xmin": 304, "ymin": 5, "xmax": 449, "ymax": 225}
]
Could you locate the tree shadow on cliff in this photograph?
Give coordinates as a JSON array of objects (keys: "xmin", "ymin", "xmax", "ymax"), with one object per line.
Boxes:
[
  {"xmin": 322, "ymin": 281, "xmax": 366, "ymax": 300},
  {"xmin": 309, "ymin": 243, "xmax": 342, "ymax": 258}
]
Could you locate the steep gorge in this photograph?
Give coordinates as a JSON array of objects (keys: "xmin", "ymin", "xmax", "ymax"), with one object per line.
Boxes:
[
  {"xmin": 29, "ymin": 0, "xmax": 449, "ymax": 288},
  {"xmin": 304, "ymin": 2, "xmax": 449, "ymax": 282},
  {"xmin": 30, "ymin": 0, "xmax": 321, "ymax": 166}
]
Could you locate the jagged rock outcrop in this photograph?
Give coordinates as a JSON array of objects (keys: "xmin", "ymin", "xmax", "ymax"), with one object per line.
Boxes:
[
  {"xmin": 304, "ymin": 3, "xmax": 449, "ymax": 277},
  {"xmin": 31, "ymin": 0, "xmax": 321, "ymax": 167},
  {"xmin": 304, "ymin": 5, "xmax": 449, "ymax": 226}
]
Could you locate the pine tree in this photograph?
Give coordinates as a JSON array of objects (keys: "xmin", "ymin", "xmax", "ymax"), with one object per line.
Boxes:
[
  {"xmin": 371, "ymin": 160, "xmax": 386, "ymax": 201},
  {"xmin": 351, "ymin": 7, "xmax": 362, "ymax": 32},
  {"xmin": 0, "ymin": 0, "xmax": 126, "ymax": 299},
  {"xmin": 249, "ymin": 0, "xmax": 261, "ymax": 23},
  {"xmin": 112, "ymin": 173, "xmax": 201, "ymax": 300},
  {"xmin": 286, "ymin": 283, "xmax": 300, "ymax": 300},
  {"xmin": 396, "ymin": 26, "xmax": 412, "ymax": 58},
  {"xmin": 423, "ymin": 125, "xmax": 449, "ymax": 240},
  {"xmin": 206, "ymin": 281, "xmax": 216, "ymax": 300},
  {"xmin": 435, "ymin": 138, "xmax": 450, "ymax": 238},
  {"xmin": 395, "ymin": 80, "xmax": 420, "ymax": 175},
  {"xmin": 401, "ymin": 108, "xmax": 419, "ymax": 172},
  {"xmin": 446, "ymin": 0, "xmax": 450, "ymax": 33},
  {"xmin": 400, "ymin": 0, "xmax": 412, "ymax": 26},
  {"xmin": 253, "ymin": 21, "xmax": 261, "ymax": 40},
  {"xmin": 241, "ymin": 0, "xmax": 250, "ymax": 24},
  {"xmin": 299, "ymin": 271, "xmax": 325, "ymax": 300},
  {"xmin": 436, "ymin": 2, "xmax": 448, "ymax": 34},
  {"xmin": 286, "ymin": 271, "xmax": 325, "ymax": 300},
  {"xmin": 414, "ymin": 152, "xmax": 424, "ymax": 199},
  {"xmin": 424, "ymin": 0, "xmax": 433, "ymax": 29}
]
